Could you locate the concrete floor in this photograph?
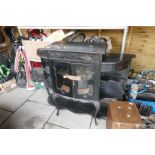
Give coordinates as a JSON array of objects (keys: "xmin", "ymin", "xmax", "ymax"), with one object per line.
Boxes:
[{"xmin": 0, "ymin": 87, "xmax": 106, "ymax": 129}]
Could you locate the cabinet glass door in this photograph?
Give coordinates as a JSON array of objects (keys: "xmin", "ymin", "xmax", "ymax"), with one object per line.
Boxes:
[
  {"xmin": 71, "ymin": 63, "xmax": 95, "ymax": 100},
  {"xmin": 50, "ymin": 61, "xmax": 73, "ymax": 98}
]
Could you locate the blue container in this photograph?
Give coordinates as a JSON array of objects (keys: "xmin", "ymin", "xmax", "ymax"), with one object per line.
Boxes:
[{"xmin": 128, "ymin": 98, "xmax": 155, "ymax": 113}]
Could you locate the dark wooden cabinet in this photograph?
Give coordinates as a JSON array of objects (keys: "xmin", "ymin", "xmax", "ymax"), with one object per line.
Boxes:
[{"xmin": 38, "ymin": 41, "xmax": 107, "ymax": 121}]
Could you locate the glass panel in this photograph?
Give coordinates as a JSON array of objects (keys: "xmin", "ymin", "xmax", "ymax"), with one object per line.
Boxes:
[
  {"xmin": 72, "ymin": 64, "xmax": 95, "ymax": 100},
  {"xmin": 49, "ymin": 61, "xmax": 96, "ymax": 100},
  {"xmin": 52, "ymin": 62, "xmax": 73, "ymax": 97}
]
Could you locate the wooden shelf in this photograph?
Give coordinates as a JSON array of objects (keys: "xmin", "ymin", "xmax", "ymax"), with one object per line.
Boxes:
[
  {"xmin": 18, "ymin": 26, "xmax": 127, "ymax": 30},
  {"xmin": 17, "ymin": 26, "xmax": 128, "ymax": 62}
]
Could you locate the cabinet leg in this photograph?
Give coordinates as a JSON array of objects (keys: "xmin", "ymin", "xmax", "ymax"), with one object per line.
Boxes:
[
  {"xmin": 94, "ymin": 111, "xmax": 98, "ymax": 125},
  {"xmin": 56, "ymin": 108, "xmax": 60, "ymax": 116},
  {"xmin": 93, "ymin": 101, "xmax": 100, "ymax": 125}
]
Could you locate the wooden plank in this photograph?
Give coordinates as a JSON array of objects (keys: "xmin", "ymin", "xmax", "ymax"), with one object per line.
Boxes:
[
  {"xmin": 101, "ymin": 29, "xmax": 123, "ymax": 33},
  {"xmin": 130, "ymin": 41, "xmax": 155, "ymax": 46},
  {"xmin": 132, "ymin": 26, "xmax": 155, "ymax": 33},
  {"xmin": 130, "ymin": 54, "xmax": 155, "ymax": 72},
  {"xmin": 130, "ymin": 43, "xmax": 155, "ymax": 49},
  {"xmin": 131, "ymin": 35, "xmax": 155, "ymax": 40},
  {"xmin": 126, "ymin": 27, "xmax": 155, "ymax": 71},
  {"xmin": 130, "ymin": 50, "xmax": 155, "ymax": 57}
]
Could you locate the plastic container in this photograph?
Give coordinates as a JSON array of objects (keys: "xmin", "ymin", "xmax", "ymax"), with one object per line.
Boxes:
[
  {"xmin": 101, "ymin": 53, "xmax": 135, "ymax": 80},
  {"xmin": 99, "ymin": 53, "xmax": 135, "ymax": 100}
]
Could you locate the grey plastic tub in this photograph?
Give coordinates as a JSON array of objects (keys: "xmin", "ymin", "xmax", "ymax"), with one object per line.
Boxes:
[{"xmin": 101, "ymin": 53, "xmax": 135, "ymax": 80}]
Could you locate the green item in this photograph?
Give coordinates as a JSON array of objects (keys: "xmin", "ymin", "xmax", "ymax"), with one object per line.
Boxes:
[
  {"xmin": 34, "ymin": 82, "xmax": 45, "ymax": 89},
  {"xmin": 0, "ymin": 64, "xmax": 11, "ymax": 80}
]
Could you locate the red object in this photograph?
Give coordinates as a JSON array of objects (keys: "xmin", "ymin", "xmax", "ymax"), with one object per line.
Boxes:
[
  {"xmin": 30, "ymin": 61, "xmax": 42, "ymax": 68},
  {"xmin": 28, "ymin": 29, "xmax": 47, "ymax": 39}
]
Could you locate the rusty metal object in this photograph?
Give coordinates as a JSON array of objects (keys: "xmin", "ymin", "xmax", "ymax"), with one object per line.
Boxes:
[
  {"xmin": 60, "ymin": 84, "xmax": 70, "ymax": 93},
  {"xmin": 106, "ymin": 101, "xmax": 144, "ymax": 129}
]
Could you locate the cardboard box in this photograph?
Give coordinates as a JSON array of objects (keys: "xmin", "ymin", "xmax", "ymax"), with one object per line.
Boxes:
[
  {"xmin": 22, "ymin": 30, "xmax": 75, "ymax": 61},
  {"xmin": 0, "ymin": 78, "xmax": 17, "ymax": 93}
]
